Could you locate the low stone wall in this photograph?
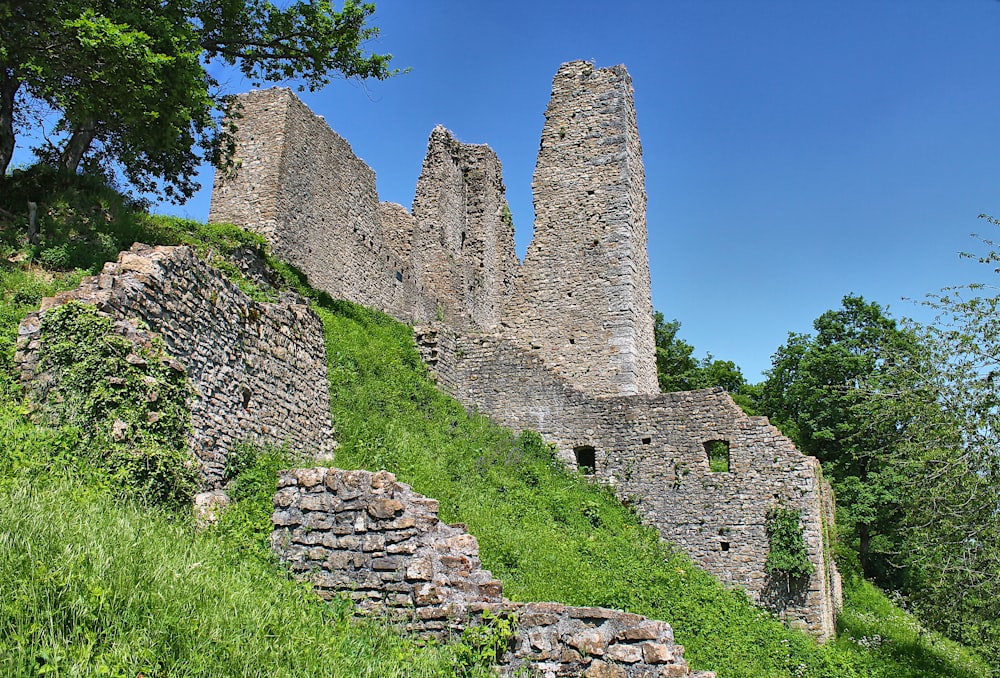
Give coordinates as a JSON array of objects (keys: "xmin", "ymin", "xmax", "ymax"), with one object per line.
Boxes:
[
  {"xmin": 272, "ymin": 467, "xmax": 712, "ymax": 677},
  {"xmin": 15, "ymin": 244, "xmax": 334, "ymax": 488},
  {"xmin": 506, "ymin": 603, "xmax": 698, "ymax": 678},
  {"xmin": 271, "ymin": 466, "xmax": 505, "ymax": 636}
]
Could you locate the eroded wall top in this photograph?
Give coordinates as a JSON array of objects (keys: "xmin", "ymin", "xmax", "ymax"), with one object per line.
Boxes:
[{"xmin": 411, "ymin": 126, "xmax": 518, "ymax": 330}]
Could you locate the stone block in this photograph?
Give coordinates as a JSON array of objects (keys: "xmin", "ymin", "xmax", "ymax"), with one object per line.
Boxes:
[
  {"xmin": 582, "ymin": 661, "xmax": 626, "ymax": 678},
  {"xmin": 641, "ymin": 643, "xmax": 673, "ymax": 664},
  {"xmin": 606, "ymin": 644, "xmax": 643, "ymax": 664},
  {"xmin": 569, "ymin": 628, "xmax": 607, "ymax": 656},
  {"xmin": 368, "ymin": 498, "xmax": 405, "ymax": 519}
]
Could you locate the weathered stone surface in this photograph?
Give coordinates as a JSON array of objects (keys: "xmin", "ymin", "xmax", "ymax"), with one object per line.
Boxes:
[
  {"xmin": 273, "ymin": 468, "xmax": 704, "ymax": 677},
  {"xmin": 420, "ymin": 325, "xmax": 841, "ymax": 641},
  {"xmin": 15, "ymin": 244, "xmax": 334, "ymax": 489},
  {"xmin": 502, "ymin": 61, "xmax": 657, "ymax": 397}
]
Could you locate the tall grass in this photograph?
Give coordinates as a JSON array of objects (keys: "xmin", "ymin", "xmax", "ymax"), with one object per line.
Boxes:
[
  {"xmin": 0, "ymin": 215, "xmax": 489, "ymax": 677},
  {"xmin": 316, "ymin": 299, "xmax": 992, "ymax": 678},
  {"xmin": 0, "ymin": 480, "xmax": 486, "ymax": 677}
]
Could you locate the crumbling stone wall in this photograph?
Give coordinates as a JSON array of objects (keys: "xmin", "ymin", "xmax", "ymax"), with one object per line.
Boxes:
[
  {"xmin": 411, "ymin": 126, "xmax": 518, "ymax": 330},
  {"xmin": 15, "ymin": 244, "xmax": 334, "ymax": 488},
  {"xmin": 209, "ymin": 90, "xmax": 518, "ymax": 330},
  {"xmin": 272, "ymin": 467, "xmax": 713, "ymax": 677},
  {"xmin": 416, "ymin": 326, "xmax": 840, "ymax": 641},
  {"xmin": 208, "ymin": 88, "xmax": 421, "ymax": 320},
  {"xmin": 502, "ymin": 61, "xmax": 658, "ymax": 397},
  {"xmin": 210, "ymin": 62, "xmax": 839, "ymax": 639}
]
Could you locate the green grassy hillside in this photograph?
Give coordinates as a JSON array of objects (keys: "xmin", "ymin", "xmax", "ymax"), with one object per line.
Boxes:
[{"xmin": 0, "ymin": 175, "xmax": 992, "ymax": 677}]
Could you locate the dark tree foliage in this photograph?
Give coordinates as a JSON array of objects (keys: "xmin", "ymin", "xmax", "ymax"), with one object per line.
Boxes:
[
  {"xmin": 757, "ymin": 295, "xmax": 932, "ymax": 586},
  {"xmin": 654, "ymin": 312, "xmax": 747, "ymax": 394},
  {"xmin": 0, "ymin": 0, "xmax": 396, "ymax": 200}
]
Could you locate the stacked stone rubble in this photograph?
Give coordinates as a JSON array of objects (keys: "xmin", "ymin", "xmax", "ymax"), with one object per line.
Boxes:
[
  {"xmin": 272, "ymin": 467, "xmax": 712, "ymax": 677},
  {"xmin": 15, "ymin": 244, "xmax": 334, "ymax": 488},
  {"xmin": 271, "ymin": 467, "xmax": 505, "ymax": 636},
  {"xmin": 506, "ymin": 603, "xmax": 713, "ymax": 678}
]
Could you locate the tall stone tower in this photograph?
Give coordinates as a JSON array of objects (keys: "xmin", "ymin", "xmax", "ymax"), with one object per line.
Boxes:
[{"xmin": 503, "ymin": 62, "xmax": 658, "ymax": 397}]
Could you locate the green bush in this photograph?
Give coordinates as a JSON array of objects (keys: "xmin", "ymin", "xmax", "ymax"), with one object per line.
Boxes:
[{"xmin": 765, "ymin": 506, "xmax": 815, "ymax": 580}]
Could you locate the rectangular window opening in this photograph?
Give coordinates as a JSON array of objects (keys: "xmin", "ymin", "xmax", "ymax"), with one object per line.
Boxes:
[
  {"xmin": 574, "ymin": 445, "xmax": 596, "ymax": 475},
  {"xmin": 704, "ymin": 440, "xmax": 731, "ymax": 473}
]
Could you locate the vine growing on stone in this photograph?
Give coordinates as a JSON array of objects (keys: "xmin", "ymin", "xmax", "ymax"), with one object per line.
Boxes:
[{"xmin": 37, "ymin": 301, "xmax": 197, "ymax": 506}]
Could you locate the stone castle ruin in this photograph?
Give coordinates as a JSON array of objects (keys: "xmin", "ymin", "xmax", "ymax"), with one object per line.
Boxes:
[{"xmin": 209, "ymin": 61, "xmax": 841, "ymax": 639}]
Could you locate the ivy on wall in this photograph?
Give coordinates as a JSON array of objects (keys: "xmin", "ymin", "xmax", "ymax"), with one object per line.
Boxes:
[{"xmin": 37, "ymin": 301, "xmax": 197, "ymax": 506}]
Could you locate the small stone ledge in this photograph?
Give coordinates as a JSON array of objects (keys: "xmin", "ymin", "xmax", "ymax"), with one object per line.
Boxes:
[{"xmin": 272, "ymin": 467, "xmax": 711, "ymax": 677}]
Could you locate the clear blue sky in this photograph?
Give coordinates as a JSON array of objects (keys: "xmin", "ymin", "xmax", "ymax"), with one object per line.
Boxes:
[{"xmin": 162, "ymin": 0, "xmax": 1000, "ymax": 381}]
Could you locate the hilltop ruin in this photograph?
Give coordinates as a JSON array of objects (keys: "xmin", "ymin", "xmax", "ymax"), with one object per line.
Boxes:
[{"xmin": 209, "ymin": 61, "xmax": 841, "ymax": 639}]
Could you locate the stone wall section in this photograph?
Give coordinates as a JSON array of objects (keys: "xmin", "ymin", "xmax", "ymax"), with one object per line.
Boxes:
[
  {"xmin": 416, "ymin": 325, "xmax": 840, "ymax": 641},
  {"xmin": 15, "ymin": 244, "xmax": 334, "ymax": 488},
  {"xmin": 411, "ymin": 126, "xmax": 518, "ymax": 330},
  {"xmin": 209, "ymin": 90, "xmax": 520, "ymax": 331},
  {"xmin": 208, "ymin": 88, "xmax": 420, "ymax": 321},
  {"xmin": 272, "ymin": 467, "xmax": 713, "ymax": 678},
  {"xmin": 502, "ymin": 61, "xmax": 658, "ymax": 397},
  {"xmin": 209, "ymin": 64, "xmax": 839, "ymax": 640}
]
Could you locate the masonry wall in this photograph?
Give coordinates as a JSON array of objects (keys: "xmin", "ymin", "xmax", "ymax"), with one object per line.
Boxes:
[
  {"xmin": 411, "ymin": 127, "xmax": 518, "ymax": 330},
  {"xmin": 208, "ymin": 65, "xmax": 839, "ymax": 639},
  {"xmin": 272, "ymin": 467, "xmax": 713, "ymax": 677},
  {"xmin": 502, "ymin": 61, "xmax": 658, "ymax": 397},
  {"xmin": 208, "ymin": 88, "xmax": 420, "ymax": 321},
  {"xmin": 416, "ymin": 326, "xmax": 839, "ymax": 640},
  {"xmin": 209, "ymin": 90, "xmax": 519, "ymax": 331},
  {"xmin": 15, "ymin": 244, "xmax": 334, "ymax": 488}
]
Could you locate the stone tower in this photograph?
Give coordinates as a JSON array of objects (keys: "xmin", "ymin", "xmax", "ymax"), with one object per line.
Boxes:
[
  {"xmin": 503, "ymin": 61, "xmax": 658, "ymax": 397},
  {"xmin": 411, "ymin": 127, "xmax": 518, "ymax": 330}
]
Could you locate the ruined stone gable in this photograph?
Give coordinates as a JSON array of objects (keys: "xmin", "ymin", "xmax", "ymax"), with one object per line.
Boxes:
[
  {"xmin": 209, "ymin": 61, "xmax": 841, "ymax": 640},
  {"xmin": 411, "ymin": 126, "xmax": 518, "ymax": 330}
]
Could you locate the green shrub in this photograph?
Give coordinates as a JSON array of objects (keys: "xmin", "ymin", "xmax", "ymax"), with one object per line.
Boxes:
[
  {"xmin": 765, "ymin": 507, "xmax": 815, "ymax": 580},
  {"xmin": 36, "ymin": 301, "xmax": 197, "ymax": 507}
]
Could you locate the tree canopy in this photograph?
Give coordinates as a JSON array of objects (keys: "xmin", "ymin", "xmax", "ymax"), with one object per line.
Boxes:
[
  {"xmin": 905, "ymin": 216, "xmax": 1000, "ymax": 658},
  {"xmin": 0, "ymin": 0, "xmax": 396, "ymax": 200},
  {"xmin": 654, "ymin": 312, "xmax": 747, "ymax": 394},
  {"xmin": 756, "ymin": 295, "xmax": 934, "ymax": 585},
  {"xmin": 756, "ymin": 287, "xmax": 1000, "ymax": 665}
]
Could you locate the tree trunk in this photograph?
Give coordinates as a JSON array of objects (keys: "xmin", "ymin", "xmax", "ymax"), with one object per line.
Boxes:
[
  {"xmin": 859, "ymin": 522, "xmax": 872, "ymax": 578},
  {"xmin": 0, "ymin": 69, "xmax": 18, "ymax": 177},
  {"xmin": 59, "ymin": 121, "xmax": 97, "ymax": 173}
]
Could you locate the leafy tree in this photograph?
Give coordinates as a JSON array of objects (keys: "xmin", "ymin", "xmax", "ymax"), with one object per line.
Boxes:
[
  {"xmin": 902, "ymin": 216, "xmax": 1000, "ymax": 658},
  {"xmin": 0, "ymin": 0, "xmax": 396, "ymax": 199},
  {"xmin": 654, "ymin": 312, "xmax": 748, "ymax": 394},
  {"xmin": 757, "ymin": 295, "xmax": 933, "ymax": 585}
]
